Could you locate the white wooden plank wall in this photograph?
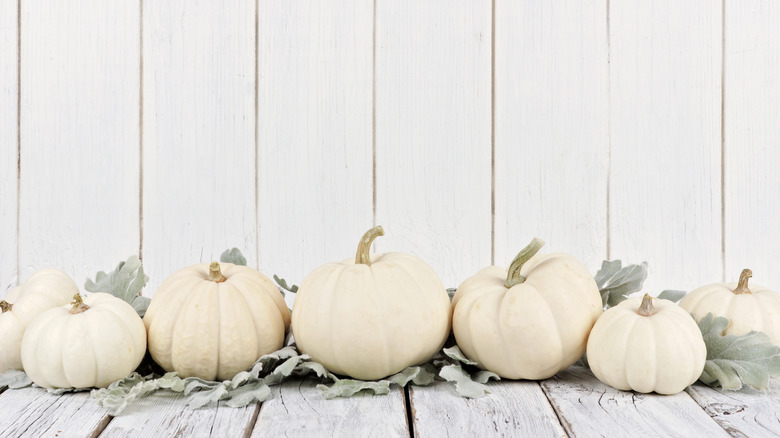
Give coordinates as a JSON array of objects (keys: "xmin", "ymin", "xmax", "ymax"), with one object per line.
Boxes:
[{"xmin": 0, "ymin": 0, "xmax": 17, "ymax": 294}]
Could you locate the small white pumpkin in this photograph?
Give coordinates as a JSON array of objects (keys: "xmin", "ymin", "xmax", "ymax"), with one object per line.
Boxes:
[
  {"xmin": 679, "ymin": 269, "xmax": 780, "ymax": 345},
  {"xmin": 452, "ymin": 238, "xmax": 602, "ymax": 379},
  {"xmin": 0, "ymin": 269, "xmax": 79, "ymax": 373},
  {"xmin": 587, "ymin": 294, "xmax": 706, "ymax": 394},
  {"xmin": 291, "ymin": 226, "xmax": 451, "ymax": 380},
  {"xmin": 144, "ymin": 262, "xmax": 290, "ymax": 381},
  {"xmin": 21, "ymin": 293, "xmax": 147, "ymax": 389}
]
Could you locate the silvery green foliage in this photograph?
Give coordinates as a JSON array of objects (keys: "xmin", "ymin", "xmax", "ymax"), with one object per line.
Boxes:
[
  {"xmin": 446, "ymin": 288, "xmax": 457, "ymax": 301},
  {"xmin": 273, "ymin": 274, "xmax": 299, "ymax": 296},
  {"xmin": 698, "ymin": 313, "xmax": 780, "ymax": 390},
  {"xmin": 317, "ymin": 365, "xmax": 437, "ymax": 399},
  {"xmin": 0, "ymin": 369, "xmax": 32, "ymax": 389},
  {"xmin": 594, "ymin": 260, "xmax": 649, "ymax": 309},
  {"xmin": 658, "ymin": 289, "xmax": 686, "ymax": 303},
  {"xmin": 436, "ymin": 346, "xmax": 499, "ymax": 398},
  {"xmin": 220, "ymin": 248, "xmax": 247, "ymax": 266},
  {"xmin": 84, "ymin": 255, "xmax": 150, "ymax": 318}
]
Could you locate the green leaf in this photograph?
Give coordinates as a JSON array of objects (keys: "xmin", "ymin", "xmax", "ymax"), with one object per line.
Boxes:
[
  {"xmin": 0, "ymin": 369, "xmax": 32, "ymax": 389},
  {"xmin": 442, "ymin": 345, "xmax": 478, "ymax": 366},
  {"xmin": 84, "ymin": 255, "xmax": 149, "ymax": 307},
  {"xmin": 220, "ymin": 248, "xmax": 247, "ymax": 266},
  {"xmin": 439, "ymin": 364, "xmax": 496, "ymax": 398},
  {"xmin": 594, "ymin": 260, "xmax": 648, "ymax": 308},
  {"xmin": 132, "ymin": 296, "xmax": 151, "ymax": 318},
  {"xmin": 273, "ymin": 275, "xmax": 299, "ymax": 294},
  {"xmin": 658, "ymin": 289, "xmax": 686, "ymax": 303},
  {"xmin": 698, "ymin": 313, "xmax": 780, "ymax": 390},
  {"xmin": 317, "ymin": 380, "xmax": 392, "ymax": 398},
  {"xmin": 446, "ymin": 288, "xmax": 457, "ymax": 301}
]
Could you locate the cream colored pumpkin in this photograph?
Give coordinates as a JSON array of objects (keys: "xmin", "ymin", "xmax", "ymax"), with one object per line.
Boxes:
[
  {"xmin": 587, "ymin": 294, "xmax": 706, "ymax": 394},
  {"xmin": 21, "ymin": 293, "xmax": 147, "ymax": 389},
  {"xmin": 679, "ymin": 269, "xmax": 780, "ymax": 345},
  {"xmin": 452, "ymin": 238, "xmax": 602, "ymax": 380},
  {"xmin": 144, "ymin": 262, "xmax": 290, "ymax": 381},
  {"xmin": 0, "ymin": 269, "xmax": 79, "ymax": 373},
  {"xmin": 291, "ymin": 226, "xmax": 451, "ymax": 380}
]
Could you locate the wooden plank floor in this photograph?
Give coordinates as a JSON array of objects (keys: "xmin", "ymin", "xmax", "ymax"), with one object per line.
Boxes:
[{"xmin": 0, "ymin": 367, "xmax": 778, "ymax": 437}]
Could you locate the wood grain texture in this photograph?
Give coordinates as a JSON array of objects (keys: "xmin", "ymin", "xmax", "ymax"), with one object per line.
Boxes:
[
  {"xmin": 542, "ymin": 366, "xmax": 729, "ymax": 437},
  {"xmin": 100, "ymin": 392, "xmax": 258, "ymax": 437},
  {"xmin": 609, "ymin": 0, "xmax": 722, "ymax": 294},
  {"xmin": 0, "ymin": 0, "xmax": 17, "ymax": 295},
  {"xmin": 18, "ymin": 0, "xmax": 140, "ymax": 288},
  {"xmin": 410, "ymin": 380, "xmax": 566, "ymax": 437},
  {"xmin": 723, "ymin": 0, "xmax": 780, "ymax": 287},
  {"xmin": 0, "ymin": 388, "xmax": 110, "ymax": 438},
  {"xmin": 687, "ymin": 379, "xmax": 780, "ymax": 437},
  {"xmin": 252, "ymin": 380, "xmax": 408, "ymax": 437},
  {"xmin": 256, "ymin": 0, "xmax": 373, "ymax": 286},
  {"xmin": 375, "ymin": 0, "xmax": 491, "ymax": 288},
  {"xmin": 494, "ymin": 0, "xmax": 609, "ymax": 274},
  {"xmin": 142, "ymin": 0, "xmax": 256, "ymax": 294}
]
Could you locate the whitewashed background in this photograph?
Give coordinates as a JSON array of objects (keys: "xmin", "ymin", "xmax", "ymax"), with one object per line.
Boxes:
[{"xmin": 0, "ymin": 1, "xmax": 778, "ymax": 298}]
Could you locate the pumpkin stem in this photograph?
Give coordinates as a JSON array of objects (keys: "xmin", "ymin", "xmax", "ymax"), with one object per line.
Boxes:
[
  {"xmin": 0, "ymin": 300, "xmax": 11, "ymax": 313},
  {"xmin": 209, "ymin": 262, "xmax": 227, "ymax": 283},
  {"xmin": 355, "ymin": 226, "xmax": 385, "ymax": 265},
  {"xmin": 69, "ymin": 294, "xmax": 90, "ymax": 314},
  {"xmin": 504, "ymin": 238, "xmax": 546, "ymax": 288},
  {"xmin": 637, "ymin": 293, "xmax": 657, "ymax": 316},
  {"xmin": 733, "ymin": 268, "xmax": 752, "ymax": 295}
]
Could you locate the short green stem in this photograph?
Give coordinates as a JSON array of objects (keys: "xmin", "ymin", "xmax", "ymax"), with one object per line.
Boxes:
[
  {"xmin": 0, "ymin": 300, "xmax": 11, "ymax": 313},
  {"xmin": 209, "ymin": 262, "xmax": 227, "ymax": 283},
  {"xmin": 69, "ymin": 294, "xmax": 90, "ymax": 314},
  {"xmin": 504, "ymin": 238, "xmax": 545, "ymax": 288},
  {"xmin": 637, "ymin": 294, "xmax": 657, "ymax": 316},
  {"xmin": 355, "ymin": 226, "xmax": 385, "ymax": 265},
  {"xmin": 733, "ymin": 269, "xmax": 752, "ymax": 295}
]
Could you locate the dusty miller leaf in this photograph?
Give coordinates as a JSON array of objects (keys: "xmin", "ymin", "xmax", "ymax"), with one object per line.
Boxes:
[
  {"xmin": 443, "ymin": 345, "xmax": 479, "ymax": 366},
  {"xmin": 84, "ymin": 255, "xmax": 149, "ymax": 307},
  {"xmin": 446, "ymin": 288, "xmax": 457, "ymax": 301},
  {"xmin": 658, "ymin": 289, "xmax": 686, "ymax": 303},
  {"xmin": 316, "ymin": 365, "xmax": 436, "ymax": 399},
  {"xmin": 698, "ymin": 313, "xmax": 780, "ymax": 390},
  {"xmin": 220, "ymin": 248, "xmax": 247, "ymax": 266},
  {"xmin": 273, "ymin": 275, "xmax": 299, "ymax": 294},
  {"xmin": 132, "ymin": 296, "xmax": 151, "ymax": 318},
  {"xmin": 594, "ymin": 260, "xmax": 648, "ymax": 308},
  {"xmin": 0, "ymin": 369, "xmax": 32, "ymax": 389},
  {"xmin": 439, "ymin": 364, "xmax": 496, "ymax": 398}
]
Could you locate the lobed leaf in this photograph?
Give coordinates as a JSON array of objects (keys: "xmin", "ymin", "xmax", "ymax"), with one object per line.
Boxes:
[
  {"xmin": 273, "ymin": 275, "xmax": 299, "ymax": 294},
  {"xmin": 0, "ymin": 369, "xmax": 32, "ymax": 389},
  {"xmin": 220, "ymin": 248, "xmax": 247, "ymax": 266},
  {"xmin": 85, "ymin": 255, "xmax": 149, "ymax": 308},
  {"xmin": 439, "ymin": 364, "xmax": 495, "ymax": 398},
  {"xmin": 658, "ymin": 289, "xmax": 686, "ymax": 303},
  {"xmin": 594, "ymin": 260, "xmax": 648, "ymax": 308}
]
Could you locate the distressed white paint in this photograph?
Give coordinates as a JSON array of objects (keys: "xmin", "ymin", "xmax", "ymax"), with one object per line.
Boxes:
[
  {"xmin": 142, "ymin": 0, "xmax": 256, "ymax": 294},
  {"xmin": 609, "ymin": 0, "xmax": 723, "ymax": 294},
  {"xmin": 723, "ymin": 0, "xmax": 780, "ymax": 288},
  {"xmin": 410, "ymin": 381, "xmax": 566, "ymax": 437},
  {"xmin": 374, "ymin": 0, "xmax": 492, "ymax": 288},
  {"xmin": 494, "ymin": 0, "xmax": 609, "ymax": 274},
  {"xmin": 256, "ymin": 0, "xmax": 373, "ymax": 285},
  {"xmin": 688, "ymin": 379, "xmax": 780, "ymax": 437},
  {"xmin": 0, "ymin": 0, "xmax": 16, "ymax": 295},
  {"xmin": 18, "ymin": 0, "xmax": 140, "ymax": 289},
  {"xmin": 0, "ymin": 387, "xmax": 109, "ymax": 438}
]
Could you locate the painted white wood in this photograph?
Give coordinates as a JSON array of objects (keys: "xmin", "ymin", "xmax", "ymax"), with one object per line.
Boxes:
[
  {"xmin": 609, "ymin": 0, "xmax": 722, "ymax": 294},
  {"xmin": 0, "ymin": 387, "xmax": 109, "ymax": 438},
  {"xmin": 100, "ymin": 392, "xmax": 258, "ymax": 437},
  {"xmin": 142, "ymin": 0, "xmax": 256, "ymax": 294},
  {"xmin": 0, "ymin": 0, "xmax": 17, "ymax": 296},
  {"xmin": 18, "ymin": 0, "xmax": 140, "ymax": 289},
  {"xmin": 542, "ymin": 366, "xmax": 729, "ymax": 437},
  {"xmin": 374, "ymin": 0, "xmax": 492, "ymax": 288},
  {"xmin": 723, "ymin": 1, "xmax": 780, "ymax": 288},
  {"xmin": 256, "ymin": 0, "xmax": 373, "ymax": 286},
  {"xmin": 687, "ymin": 379, "xmax": 780, "ymax": 437},
  {"xmin": 494, "ymin": 0, "xmax": 609, "ymax": 274},
  {"xmin": 252, "ymin": 379, "xmax": 408, "ymax": 437},
  {"xmin": 410, "ymin": 381, "xmax": 566, "ymax": 437}
]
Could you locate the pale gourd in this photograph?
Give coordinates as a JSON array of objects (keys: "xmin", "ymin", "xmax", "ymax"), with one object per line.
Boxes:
[
  {"xmin": 21, "ymin": 293, "xmax": 147, "ymax": 389},
  {"xmin": 144, "ymin": 262, "xmax": 290, "ymax": 381},
  {"xmin": 679, "ymin": 269, "xmax": 780, "ymax": 345},
  {"xmin": 587, "ymin": 294, "xmax": 706, "ymax": 394},
  {"xmin": 0, "ymin": 269, "xmax": 79, "ymax": 373},
  {"xmin": 291, "ymin": 226, "xmax": 451, "ymax": 380},
  {"xmin": 452, "ymin": 238, "xmax": 602, "ymax": 380}
]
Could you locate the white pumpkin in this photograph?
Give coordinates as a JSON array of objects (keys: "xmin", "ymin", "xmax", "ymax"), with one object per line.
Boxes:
[
  {"xmin": 587, "ymin": 294, "xmax": 706, "ymax": 394},
  {"xmin": 452, "ymin": 238, "xmax": 602, "ymax": 380},
  {"xmin": 291, "ymin": 226, "xmax": 451, "ymax": 380},
  {"xmin": 0, "ymin": 269, "xmax": 79, "ymax": 373},
  {"xmin": 144, "ymin": 262, "xmax": 290, "ymax": 381},
  {"xmin": 21, "ymin": 293, "xmax": 147, "ymax": 389},
  {"xmin": 679, "ymin": 269, "xmax": 780, "ymax": 345}
]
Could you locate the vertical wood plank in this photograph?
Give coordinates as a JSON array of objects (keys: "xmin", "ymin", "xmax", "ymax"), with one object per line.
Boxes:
[
  {"xmin": 609, "ymin": 0, "xmax": 722, "ymax": 294},
  {"xmin": 19, "ymin": 0, "xmax": 140, "ymax": 288},
  {"xmin": 143, "ymin": 0, "xmax": 256, "ymax": 293},
  {"xmin": 723, "ymin": 1, "xmax": 780, "ymax": 287},
  {"xmin": 494, "ymin": 0, "xmax": 609, "ymax": 274},
  {"xmin": 375, "ymin": 0, "xmax": 491, "ymax": 288},
  {"xmin": 0, "ymin": 0, "xmax": 17, "ymax": 295},
  {"xmin": 257, "ymin": 0, "xmax": 373, "ymax": 285}
]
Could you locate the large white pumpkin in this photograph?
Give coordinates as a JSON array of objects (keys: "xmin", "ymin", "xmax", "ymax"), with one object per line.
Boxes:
[
  {"xmin": 587, "ymin": 294, "xmax": 706, "ymax": 394},
  {"xmin": 144, "ymin": 262, "xmax": 290, "ymax": 381},
  {"xmin": 291, "ymin": 226, "xmax": 452, "ymax": 380},
  {"xmin": 452, "ymin": 238, "xmax": 602, "ymax": 380},
  {"xmin": 21, "ymin": 293, "xmax": 147, "ymax": 389},
  {"xmin": 679, "ymin": 269, "xmax": 780, "ymax": 345},
  {"xmin": 0, "ymin": 269, "xmax": 78, "ymax": 373}
]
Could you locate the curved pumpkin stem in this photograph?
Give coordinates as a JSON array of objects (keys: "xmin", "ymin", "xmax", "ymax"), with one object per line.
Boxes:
[
  {"xmin": 69, "ymin": 294, "xmax": 90, "ymax": 314},
  {"xmin": 0, "ymin": 300, "xmax": 11, "ymax": 313},
  {"xmin": 732, "ymin": 269, "xmax": 752, "ymax": 295},
  {"xmin": 637, "ymin": 293, "xmax": 657, "ymax": 316},
  {"xmin": 355, "ymin": 226, "xmax": 385, "ymax": 265},
  {"xmin": 209, "ymin": 262, "xmax": 228, "ymax": 283},
  {"xmin": 505, "ymin": 238, "xmax": 545, "ymax": 288}
]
